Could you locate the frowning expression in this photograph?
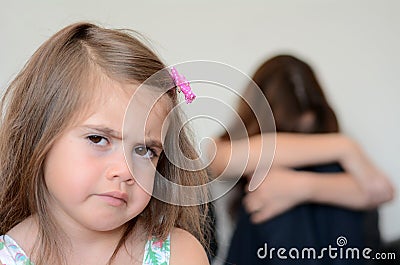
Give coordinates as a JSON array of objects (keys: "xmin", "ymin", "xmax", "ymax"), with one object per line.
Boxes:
[{"xmin": 44, "ymin": 78, "xmax": 168, "ymax": 232}]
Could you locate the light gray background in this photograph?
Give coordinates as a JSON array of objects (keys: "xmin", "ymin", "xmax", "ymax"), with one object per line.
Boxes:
[{"xmin": 1, "ymin": 0, "xmax": 399, "ymax": 262}]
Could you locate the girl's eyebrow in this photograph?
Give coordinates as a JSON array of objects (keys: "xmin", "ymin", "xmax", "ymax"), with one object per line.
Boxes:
[
  {"xmin": 145, "ymin": 138, "xmax": 163, "ymax": 150},
  {"xmin": 82, "ymin": 125, "xmax": 163, "ymax": 149},
  {"xmin": 82, "ymin": 125, "xmax": 122, "ymax": 139}
]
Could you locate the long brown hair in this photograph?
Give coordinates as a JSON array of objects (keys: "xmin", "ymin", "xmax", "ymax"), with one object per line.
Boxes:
[
  {"xmin": 226, "ymin": 54, "xmax": 339, "ymax": 138},
  {"xmin": 0, "ymin": 22, "xmax": 209, "ymax": 264}
]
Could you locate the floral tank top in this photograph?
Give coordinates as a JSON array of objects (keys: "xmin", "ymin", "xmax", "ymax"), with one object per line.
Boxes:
[{"xmin": 0, "ymin": 234, "xmax": 170, "ymax": 265}]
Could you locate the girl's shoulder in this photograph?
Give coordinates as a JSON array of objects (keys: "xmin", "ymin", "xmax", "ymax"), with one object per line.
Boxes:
[
  {"xmin": 169, "ymin": 228, "xmax": 209, "ymax": 265},
  {"xmin": 0, "ymin": 235, "xmax": 33, "ymax": 265}
]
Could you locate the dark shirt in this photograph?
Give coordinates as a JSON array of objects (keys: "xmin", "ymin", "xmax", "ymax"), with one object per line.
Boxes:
[{"xmin": 226, "ymin": 164, "xmax": 380, "ymax": 265}]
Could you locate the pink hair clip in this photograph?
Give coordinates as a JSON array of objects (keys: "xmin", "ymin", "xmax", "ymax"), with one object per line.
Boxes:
[{"xmin": 170, "ymin": 67, "xmax": 196, "ymax": 104}]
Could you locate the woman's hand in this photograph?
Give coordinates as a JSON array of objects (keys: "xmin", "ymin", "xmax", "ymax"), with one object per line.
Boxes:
[
  {"xmin": 243, "ymin": 167, "xmax": 309, "ymax": 223},
  {"xmin": 243, "ymin": 166, "xmax": 394, "ymax": 224}
]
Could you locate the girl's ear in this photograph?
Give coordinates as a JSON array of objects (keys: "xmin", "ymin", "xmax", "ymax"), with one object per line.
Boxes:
[{"xmin": 295, "ymin": 111, "xmax": 317, "ymax": 133}]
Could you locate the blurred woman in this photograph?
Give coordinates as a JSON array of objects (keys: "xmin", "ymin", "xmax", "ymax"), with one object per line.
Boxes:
[{"xmin": 209, "ymin": 55, "xmax": 394, "ymax": 265}]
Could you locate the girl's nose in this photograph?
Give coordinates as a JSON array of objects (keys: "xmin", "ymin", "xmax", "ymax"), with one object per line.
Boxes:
[{"xmin": 105, "ymin": 150, "xmax": 135, "ymax": 185}]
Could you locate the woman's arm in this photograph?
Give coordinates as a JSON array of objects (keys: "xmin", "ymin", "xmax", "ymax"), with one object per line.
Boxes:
[
  {"xmin": 243, "ymin": 167, "xmax": 394, "ymax": 223},
  {"xmin": 209, "ymin": 133, "xmax": 394, "ymax": 200},
  {"xmin": 211, "ymin": 133, "xmax": 373, "ymax": 175},
  {"xmin": 209, "ymin": 133, "xmax": 349, "ymax": 177},
  {"xmin": 273, "ymin": 133, "xmax": 351, "ymax": 168},
  {"xmin": 272, "ymin": 133, "xmax": 395, "ymax": 201}
]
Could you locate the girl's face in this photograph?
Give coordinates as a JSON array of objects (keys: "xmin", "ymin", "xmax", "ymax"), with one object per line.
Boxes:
[{"xmin": 44, "ymin": 78, "xmax": 167, "ymax": 232}]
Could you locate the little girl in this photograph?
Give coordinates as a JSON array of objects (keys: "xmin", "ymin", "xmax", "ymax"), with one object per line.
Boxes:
[{"xmin": 0, "ymin": 22, "xmax": 210, "ymax": 265}]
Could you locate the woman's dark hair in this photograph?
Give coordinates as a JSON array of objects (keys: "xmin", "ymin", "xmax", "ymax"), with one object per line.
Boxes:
[{"xmin": 222, "ymin": 54, "xmax": 339, "ymax": 141}]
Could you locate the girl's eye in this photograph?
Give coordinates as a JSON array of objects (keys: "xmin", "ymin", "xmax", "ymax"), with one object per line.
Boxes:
[
  {"xmin": 134, "ymin": 146, "xmax": 156, "ymax": 159},
  {"xmin": 87, "ymin": 135, "xmax": 109, "ymax": 146}
]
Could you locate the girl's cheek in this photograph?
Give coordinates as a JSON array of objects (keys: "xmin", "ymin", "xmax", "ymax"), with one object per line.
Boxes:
[{"xmin": 130, "ymin": 163, "xmax": 156, "ymax": 192}]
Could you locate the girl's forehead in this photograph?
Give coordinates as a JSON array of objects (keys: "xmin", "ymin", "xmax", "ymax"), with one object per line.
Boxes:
[
  {"xmin": 89, "ymin": 73, "xmax": 169, "ymax": 104},
  {"xmin": 72, "ymin": 82, "xmax": 170, "ymax": 141},
  {"xmin": 90, "ymin": 73, "xmax": 136, "ymax": 97},
  {"xmin": 78, "ymin": 71, "xmax": 172, "ymax": 125},
  {"xmin": 85, "ymin": 77, "xmax": 169, "ymax": 120}
]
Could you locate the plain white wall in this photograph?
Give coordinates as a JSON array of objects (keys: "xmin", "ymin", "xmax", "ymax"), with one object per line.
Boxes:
[{"xmin": 1, "ymin": 0, "xmax": 399, "ymax": 253}]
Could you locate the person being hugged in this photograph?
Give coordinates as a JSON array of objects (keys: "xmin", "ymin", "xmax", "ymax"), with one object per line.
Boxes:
[{"xmin": 0, "ymin": 22, "xmax": 210, "ymax": 265}]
